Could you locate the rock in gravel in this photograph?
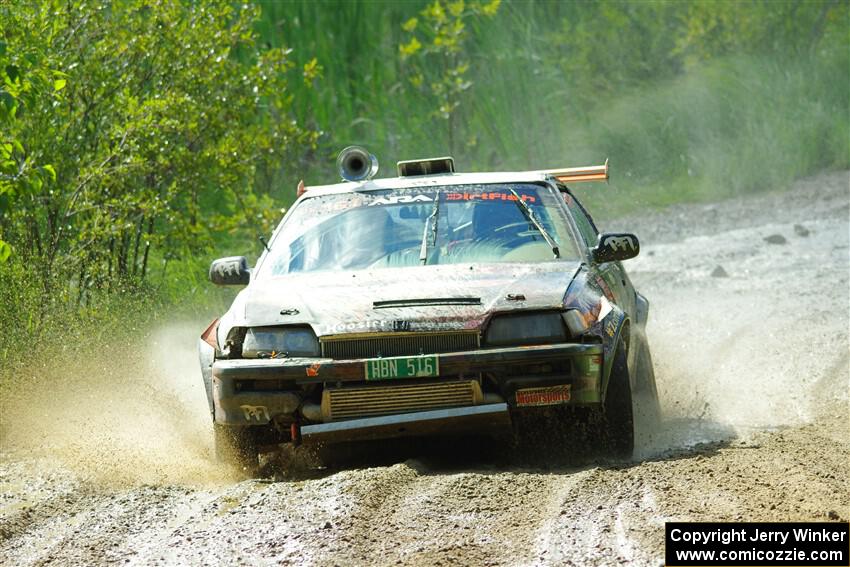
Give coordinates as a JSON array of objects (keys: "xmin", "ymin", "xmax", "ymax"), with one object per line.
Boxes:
[
  {"xmin": 711, "ymin": 265, "xmax": 729, "ymax": 278},
  {"xmin": 764, "ymin": 234, "xmax": 787, "ymax": 244},
  {"xmin": 793, "ymin": 224, "xmax": 810, "ymax": 237}
]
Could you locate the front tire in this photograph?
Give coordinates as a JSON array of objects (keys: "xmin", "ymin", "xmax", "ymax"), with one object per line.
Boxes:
[
  {"xmin": 602, "ymin": 340, "xmax": 634, "ymax": 459},
  {"xmin": 214, "ymin": 423, "xmax": 259, "ymax": 475}
]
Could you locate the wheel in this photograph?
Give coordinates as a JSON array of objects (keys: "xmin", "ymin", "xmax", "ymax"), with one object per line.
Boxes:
[
  {"xmin": 214, "ymin": 423, "xmax": 259, "ymax": 475},
  {"xmin": 602, "ymin": 340, "xmax": 635, "ymax": 459}
]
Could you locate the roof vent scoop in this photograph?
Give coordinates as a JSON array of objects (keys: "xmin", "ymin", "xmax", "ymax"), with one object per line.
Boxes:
[
  {"xmin": 337, "ymin": 146, "xmax": 379, "ymax": 182},
  {"xmin": 397, "ymin": 156, "xmax": 455, "ymax": 177}
]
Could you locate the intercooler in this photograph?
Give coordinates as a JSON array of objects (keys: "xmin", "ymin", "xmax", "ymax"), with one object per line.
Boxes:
[
  {"xmin": 321, "ymin": 380, "xmax": 483, "ymax": 421},
  {"xmin": 320, "ymin": 331, "xmax": 479, "ymax": 360}
]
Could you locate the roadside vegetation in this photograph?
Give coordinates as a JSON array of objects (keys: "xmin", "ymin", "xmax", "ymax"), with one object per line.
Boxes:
[{"xmin": 0, "ymin": 0, "xmax": 847, "ymax": 376}]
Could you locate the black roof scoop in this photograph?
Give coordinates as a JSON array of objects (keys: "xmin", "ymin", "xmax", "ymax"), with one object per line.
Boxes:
[{"xmin": 397, "ymin": 157, "xmax": 455, "ymax": 177}]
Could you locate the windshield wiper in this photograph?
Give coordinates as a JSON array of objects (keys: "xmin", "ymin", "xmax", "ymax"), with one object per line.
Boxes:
[
  {"xmin": 508, "ymin": 188, "xmax": 560, "ymax": 258},
  {"xmin": 419, "ymin": 194, "xmax": 441, "ymax": 264}
]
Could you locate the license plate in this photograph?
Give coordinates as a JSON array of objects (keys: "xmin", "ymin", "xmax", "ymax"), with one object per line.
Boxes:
[
  {"xmin": 515, "ymin": 385, "xmax": 571, "ymax": 407},
  {"xmin": 365, "ymin": 355, "xmax": 440, "ymax": 381}
]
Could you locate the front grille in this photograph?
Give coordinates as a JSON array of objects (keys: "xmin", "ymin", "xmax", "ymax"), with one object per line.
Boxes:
[
  {"xmin": 324, "ymin": 380, "xmax": 479, "ymax": 421},
  {"xmin": 320, "ymin": 331, "xmax": 479, "ymax": 360},
  {"xmin": 234, "ymin": 379, "xmax": 297, "ymax": 392}
]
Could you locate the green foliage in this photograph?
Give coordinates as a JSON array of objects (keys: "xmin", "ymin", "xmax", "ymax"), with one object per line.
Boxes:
[
  {"xmin": 576, "ymin": 51, "xmax": 850, "ymax": 217},
  {"xmin": 1, "ymin": 0, "xmax": 316, "ymax": 296},
  {"xmin": 399, "ymin": 0, "xmax": 500, "ymax": 154},
  {"xmin": 0, "ymin": 32, "xmax": 65, "ymax": 261},
  {"xmin": 0, "ymin": 0, "xmax": 320, "ymax": 372},
  {"xmin": 263, "ymin": 0, "xmax": 848, "ymax": 214}
]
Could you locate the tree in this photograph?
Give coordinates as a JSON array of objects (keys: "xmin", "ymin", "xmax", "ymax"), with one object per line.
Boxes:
[
  {"xmin": 0, "ymin": 0, "xmax": 318, "ymax": 302},
  {"xmin": 399, "ymin": 0, "xmax": 500, "ymax": 154},
  {"xmin": 0, "ymin": 29, "xmax": 64, "ymax": 262}
]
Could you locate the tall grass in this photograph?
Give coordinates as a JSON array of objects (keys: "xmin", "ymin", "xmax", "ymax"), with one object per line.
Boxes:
[
  {"xmin": 258, "ymin": 1, "xmax": 849, "ymax": 219},
  {"xmin": 576, "ymin": 52, "xmax": 850, "ymax": 217}
]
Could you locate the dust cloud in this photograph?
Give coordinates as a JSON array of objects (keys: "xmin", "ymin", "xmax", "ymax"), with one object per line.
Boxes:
[
  {"xmin": 0, "ymin": 323, "xmax": 234, "ymax": 486},
  {"xmin": 624, "ymin": 173, "xmax": 850, "ymax": 457}
]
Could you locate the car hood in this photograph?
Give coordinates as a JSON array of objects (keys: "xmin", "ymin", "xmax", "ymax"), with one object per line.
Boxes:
[{"xmin": 222, "ymin": 261, "xmax": 581, "ymax": 338}]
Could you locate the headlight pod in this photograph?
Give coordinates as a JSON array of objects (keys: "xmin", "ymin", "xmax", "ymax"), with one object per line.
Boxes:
[
  {"xmin": 242, "ymin": 326, "xmax": 320, "ymax": 358},
  {"xmin": 484, "ymin": 312, "xmax": 568, "ymax": 346}
]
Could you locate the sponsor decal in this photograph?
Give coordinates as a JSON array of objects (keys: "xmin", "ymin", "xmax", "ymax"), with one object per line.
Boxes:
[
  {"xmin": 366, "ymin": 192, "xmax": 538, "ymax": 206},
  {"xmin": 306, "ymin": 362, "xmax": 322, "ymax": 377},
  {"xmin": 367, "ymin": 194, "xmax": 434, "ymax": 206},
  {"xmin": 602, "ymin": 311, "xmax": 626, "ymax": 355},
  {"xmin": 515, "ymin": 385, "xmax": 571, "ymax": 407},
  {"xmin": 445, "ymin": 192, "xmax": 536, "ymax": 203},
  {"xmin": 602, "ymin": 234, "xmax": 636, "ymax": 252},
  {"xmin": 240, "ymin": 405, "xmax": 270, "ymax": 422}
]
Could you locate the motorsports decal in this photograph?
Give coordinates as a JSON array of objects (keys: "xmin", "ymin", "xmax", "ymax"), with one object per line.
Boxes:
[{"xmin": 515, "ymin": 385, "xmax": 571, "ymax": 407}]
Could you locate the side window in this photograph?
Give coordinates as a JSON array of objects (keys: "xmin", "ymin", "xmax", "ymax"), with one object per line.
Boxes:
[{"xmin": 562, "ymin": 190, "xmax": 599, "ymax": 248}]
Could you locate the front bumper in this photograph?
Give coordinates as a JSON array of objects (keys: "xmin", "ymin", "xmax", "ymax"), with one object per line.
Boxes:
[
  {"xmin": 300, "ymin": 403, "xmax": 511, "ymax": 444},
  {"xmin": 212, "ymin": 342, "xmax": 603, "ymax": 427}
]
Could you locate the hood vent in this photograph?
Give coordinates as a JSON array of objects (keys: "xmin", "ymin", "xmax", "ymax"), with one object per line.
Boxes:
[
  {"xmin": 373, "ymin": 297, "xmax": 481, "ymax": 309},
  {"xmin": 320, "ymin": 331, "xmax": 479, "ymax": 360}
]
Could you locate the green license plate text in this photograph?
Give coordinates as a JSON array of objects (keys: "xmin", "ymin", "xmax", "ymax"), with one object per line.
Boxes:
[{"xmin": 364, "ymin": 355, "xmax": 440, "ymax": 380}]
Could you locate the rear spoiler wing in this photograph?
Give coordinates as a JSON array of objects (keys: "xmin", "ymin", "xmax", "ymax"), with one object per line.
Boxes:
[{"xmin": 538, "ymin": 159, "xmax": 608, "ymax": 184}]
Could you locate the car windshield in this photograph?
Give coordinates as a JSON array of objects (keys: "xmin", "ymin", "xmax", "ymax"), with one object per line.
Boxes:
[{"xmin": 256, "ymin": 183, "xmax": 580, "ymax": 277}]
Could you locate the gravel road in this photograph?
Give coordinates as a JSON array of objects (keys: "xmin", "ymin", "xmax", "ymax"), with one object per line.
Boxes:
[{"xmin": 1, "ymin": 171, "xmax": 848, "ymax": 566}]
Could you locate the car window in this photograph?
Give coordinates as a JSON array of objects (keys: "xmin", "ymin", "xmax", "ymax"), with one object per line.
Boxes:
[
  {"xmin": 562, "ymin": 190, "xmax": 599, "ymax": 248},
  {"xmin": 256, "ymin": 183, "xmax": 581, "ymax": 277}
]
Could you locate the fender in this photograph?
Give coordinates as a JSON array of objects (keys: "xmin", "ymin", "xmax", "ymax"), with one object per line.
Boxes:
[
  {"xmin": 599, "ymin": 308, "xmax": 629, "ymax": 400},
  {"xmin": 563, "ymin": 268, "xmax": 630, "ymax": 401}
]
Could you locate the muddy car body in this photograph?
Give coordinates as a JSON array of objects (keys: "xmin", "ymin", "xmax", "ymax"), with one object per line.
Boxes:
[{"xmin": 199, "ymin": 150, "xmax": 658, "ymax": 470}]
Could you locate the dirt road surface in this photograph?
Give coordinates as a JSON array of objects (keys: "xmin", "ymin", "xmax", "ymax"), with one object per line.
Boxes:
[{"xmin": 1, "ymin": 171, "xmax": 848, "ymax": 566}]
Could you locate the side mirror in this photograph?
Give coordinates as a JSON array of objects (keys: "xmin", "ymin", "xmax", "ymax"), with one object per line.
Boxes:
[
  {"xmin": 209, "ymin": 256, "xmax": 251, "ymax": 285},
  {"xmin": 592, "ymin": 233, "xmax": 640, "ymax": 263}
]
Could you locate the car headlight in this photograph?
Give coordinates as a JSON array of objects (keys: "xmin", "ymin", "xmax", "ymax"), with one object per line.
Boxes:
[
  {"xmin": 242, "ymin": 326, "xmax": 320, "ymax": 358},
  {"xmin": 484, "ymin": 312, "xmax": 568, "ymax": 346}
]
